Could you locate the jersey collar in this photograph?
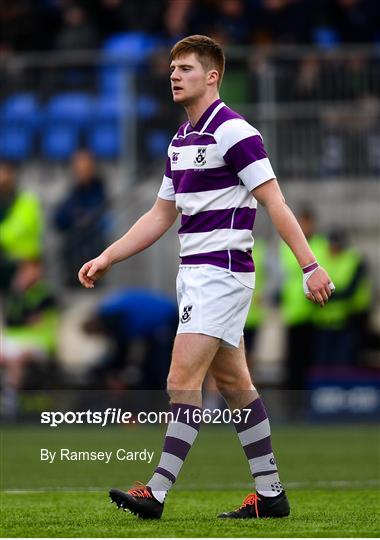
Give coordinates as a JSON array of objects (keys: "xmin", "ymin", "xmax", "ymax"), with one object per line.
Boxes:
[{"xmin": 188, "ymin": 98, "xmax": 223, "ymax": 133}]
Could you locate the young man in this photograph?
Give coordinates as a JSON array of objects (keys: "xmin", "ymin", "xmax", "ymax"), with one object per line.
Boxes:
[{"xmin": 78, "ymin": 35, "xmax": 334, "ymax": 519}]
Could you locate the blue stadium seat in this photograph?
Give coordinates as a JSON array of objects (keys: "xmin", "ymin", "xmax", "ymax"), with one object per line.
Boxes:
[
  {"xmin": 137, "ymin": 95, "xmax": 158, "ymax": 119},
  {"xmin": 146, "ymin": 129, "xmax": 171, "ymax": 159},
  {"xmin": 45, "ymin": 92, "xmax": 93, "ymax": 127},
  {"xmin": 0, "ymin": 125, "xmax": 34, "ymax": 160},
  {"xmin": 94, "ymin": 95, "xmax": 154, "ymax": 121},
  {"xmin": 1, "ymin": 93, "xmax": 40, "ymax": 129},
  {"xmin": 94, "ymin": 95, "xmax": 133, "ymax": 122},
  {"xmin": 87, "ymin": 121, "xmax": 121, "ymax": 159},
  {"xmin": 102, "ymin": 32, "xmax": 160, "ymax": 63},
  {"xmin": 99, "ymin": 32, "xmax": 162, "ymax": 95},
  {"xmin": 41, "ymin": 124, "xmax": 79, "ymax": 160}
]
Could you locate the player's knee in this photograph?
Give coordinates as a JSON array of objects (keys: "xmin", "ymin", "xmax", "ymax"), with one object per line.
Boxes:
[
  {"xmin": 167, "ymin": 371, "xmax": 189, "ymax": 392},
  {"xmin": 167, "ymin": 369, "xmax": 202, "ymax": 398},
  {"xmin": 214, "ymin": 372, "xmax": 238, "ymax": 393},
  {"xmin": 214, "ymin": 371, "xmax": 251, "ymax": 397},
  {"xmin": 166, "ymin": 373, "xmax": 181, "ymax": 393}
]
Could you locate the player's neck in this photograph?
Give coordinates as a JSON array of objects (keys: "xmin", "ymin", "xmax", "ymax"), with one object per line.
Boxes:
[{"xmin": 185, "ymin": 93, "xmax": 220, "ymax": 128}]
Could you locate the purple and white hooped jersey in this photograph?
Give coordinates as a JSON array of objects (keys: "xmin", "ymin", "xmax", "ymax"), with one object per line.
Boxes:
[{"xmin": 158, "ymin": 99, "xmax": 275, "ymax": 288}]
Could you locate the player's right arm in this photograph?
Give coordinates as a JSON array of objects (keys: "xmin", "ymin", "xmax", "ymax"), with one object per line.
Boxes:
[{"xmin": 78, "ymin": 197, "xmax": 178, "ymax": 288}]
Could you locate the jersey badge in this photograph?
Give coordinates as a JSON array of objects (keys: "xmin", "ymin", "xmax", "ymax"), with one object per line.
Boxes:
[{"xmin": 194, "ymin": 147, "xmax": 207, "ymax": 167}]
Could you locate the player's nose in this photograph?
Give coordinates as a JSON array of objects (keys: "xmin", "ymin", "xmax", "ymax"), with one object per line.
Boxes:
[{"xmin": 170, "ymin": 69, "xmax": 180, "ymax": 81}]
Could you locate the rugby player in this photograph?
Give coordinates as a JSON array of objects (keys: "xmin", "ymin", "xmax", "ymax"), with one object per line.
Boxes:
[{"xmin": 79, "ymin": 35, "xmax": 334, "ymax": 519}]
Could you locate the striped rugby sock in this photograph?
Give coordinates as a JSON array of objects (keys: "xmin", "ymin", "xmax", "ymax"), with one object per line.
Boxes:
[
  {"xmin": 147, "ymin": 402, "xmax": 201, "ymax": 503},
  {"xmin": 234, "ymin": 397, "xmax": 283, "ymax": 496}
]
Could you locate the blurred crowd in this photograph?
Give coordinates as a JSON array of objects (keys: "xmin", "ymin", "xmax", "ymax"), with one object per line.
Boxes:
[
  {"xmin": 0, "ymin": 1, "xmax": 379, "ymax": 175},
  {"xmin": 0, "ymin": 0, "xmax": 379, "ymax": 419},
  {"xmin": 0, "ymin": 0, "xmax": 379, "ymax": 57},
  {"xmin": 0, "ymin": 153, "xmax": 379, "ymax": 418}
]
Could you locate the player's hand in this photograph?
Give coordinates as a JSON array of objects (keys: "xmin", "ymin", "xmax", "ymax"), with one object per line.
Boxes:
[
  {"xmin": 304, "ymin": 266, "xmax": 335, "ymax": 308},
  {"xmin": 78, "ymin": 254, "xmax": 111, "ymax": 289}
]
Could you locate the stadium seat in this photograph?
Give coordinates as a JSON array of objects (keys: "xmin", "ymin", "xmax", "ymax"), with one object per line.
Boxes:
[
  {"xmin": 137, "ymin": 95, "xmax": 158, "ymax": 119},
  {"xmin": 44, "ymin": 92, "xmax": 94, "ymax": 127},
  {"xmin": 94, "ymin": 95, "xmax": 154, "ymax": 122},
  {"xmin": 146, "ymin": 129, "xmax": 171, "ymax": 159},
  {"xmin": 87, "ymin": 121, "xmax": 121, "ymax": 159},
  {"xmin": 94, "ymin": 95, "xmax": 133, "ymax": 122},
  {"xmin": 102, "ymin": 31, "xmax": 161, "ymax": 64},
  {"xmin": 0, "ymin": 125, "xmax": 34, "ymax": 160},
  {"xmin": 41, "ymin": 124, "xmax": 79, "ymax": 160},
  {"xmin": 1, "ymin": 93, "xmax": 40, "ymax": 130},
  {"xmin": 99, "ymin": 31, "xmax": 162, "ymax": 95}
]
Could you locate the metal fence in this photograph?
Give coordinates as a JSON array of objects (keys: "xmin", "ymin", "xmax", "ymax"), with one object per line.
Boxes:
[
  {"xmin": 0, "ymin": 45, "xmax": 379, "ymax": 180},
  {"xmin": 1, "ymin": 46, "xmax": 379, "ymax": 294}
]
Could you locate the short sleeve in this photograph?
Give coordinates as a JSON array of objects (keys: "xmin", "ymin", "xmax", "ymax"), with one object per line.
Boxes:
[
  {"xmin": 157, "ymin": 157, "xmax": 175, "ymax": 201},
  {"xmin": 214, "ymin": 118, "xmax": 276, "ymax": 192}
]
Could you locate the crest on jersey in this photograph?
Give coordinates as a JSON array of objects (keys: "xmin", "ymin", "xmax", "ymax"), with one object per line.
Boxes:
[
  {"xmin": 172, "ymin": 151, "xmax": 180, "ymax": 163},
  {"xmin": 194, "ymin": 147, "xmax": 207, "ymax": 167},
  {"xmin": 181, "ymin": 305, "xmax": 193, "ymax": 323}
]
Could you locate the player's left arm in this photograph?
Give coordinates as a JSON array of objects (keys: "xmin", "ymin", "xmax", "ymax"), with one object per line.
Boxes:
[{"xmin": 252, "ymin": 179, "xmax": 333, "ymax": 307}]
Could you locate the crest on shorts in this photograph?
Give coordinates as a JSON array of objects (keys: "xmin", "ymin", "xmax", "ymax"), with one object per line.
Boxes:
[
  {"xmin": 194, "ymin": 147, "xmax": 207, "ymax": 167},
  {"xmin": 181, "ymin": 305, "xmax": 193, "ymax": 323}
]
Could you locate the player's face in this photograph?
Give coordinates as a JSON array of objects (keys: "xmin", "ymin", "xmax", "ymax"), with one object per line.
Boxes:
[{"xmin": 170, "ymin": 53, "xmax": 210, "ymax": 105}]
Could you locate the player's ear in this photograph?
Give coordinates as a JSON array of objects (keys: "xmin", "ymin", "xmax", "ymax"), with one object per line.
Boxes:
[{"xmin": 207, "ymin": 69, "xmax": 219, "ymax": 86}]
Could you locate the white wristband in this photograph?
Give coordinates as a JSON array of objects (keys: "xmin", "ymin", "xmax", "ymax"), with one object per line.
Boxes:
[{"xmin": 302, "ymin": 261, "xmax": 320, "ymax": 295}]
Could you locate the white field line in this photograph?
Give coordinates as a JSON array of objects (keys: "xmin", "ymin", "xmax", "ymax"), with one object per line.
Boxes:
[{"xmin": 2, "ymin": 479, "xmax": 380, "ymax": 494}]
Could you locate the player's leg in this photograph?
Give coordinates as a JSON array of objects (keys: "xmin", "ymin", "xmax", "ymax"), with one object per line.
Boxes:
[
  {"xmin": 146, "ymin": 332, "xmax": 219, "ymax": 497},
  {"xmin": 110, "ymin": 332, "xmax": 220, "ymax": 518},
  {"xmin": 210, "ymin": 340, "xmax": 290, "ymax": 518}
]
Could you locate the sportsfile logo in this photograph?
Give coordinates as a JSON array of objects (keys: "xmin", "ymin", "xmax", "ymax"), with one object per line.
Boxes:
[{"xmin": 40, "ymin": 407, "xmax": 253, "ymax": 427}]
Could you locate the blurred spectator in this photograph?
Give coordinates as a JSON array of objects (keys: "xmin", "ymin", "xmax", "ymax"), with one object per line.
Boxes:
[
  {"xmin": 83, "ymin": 288, "xmax": 178, "ymax": 390},
  {"xmin": 0, "ymin": 259, "xmax": 59, "ymax": 418},
  {"xmin": 313, "ymin": 227, "xmax": 372, "ymax": 366},
  {"xmin": 279, "ymin": 207, "xmax": 328, "ymax": 387},
  {"xmin": 53, "ymin": 150, "xmax": 109, "ymax": 287},
  {"xmin": 0, "ymin": 0, "xmax": 49, "ymax": 54},
  {"xmin": 164, "ymin": 0, "xmax": 192, "ymax": 38},
  {"xmin": 329, "ymin": 0, "xmax": 379, "ymax": 44},
  {"xmin": 92, "ymin": 0, "xmax": 131, "ymax": 37},
  {"xmin": 320, "ymin": 92, "xmax": 380, "ymax": 176},
  {"xmin": 292, "ymin": 53, "xmax": 322, "ymax": 102},
  {"xmin": 244, "ymin": 238, "xmax": 267, "ymax": 369},
  {"xmin": 248, "ymin": 0, "xmax": 312, "ymax": 45},
  {"xmin": 0, "ymin": 162, "xmax": 43, "ymax": 292},
  {"xmin": 55, "ymin": 4, "xmax": 99, "ymax": 51},
  {"xmin": 279, "ymin": 207, "xmax": 328, "ymax": 417},
  {"xmin": 208, "ymin": 0, "xmax": 250, "ymax": 45},
  {"xmin": 1, "ymin": 0, "xmax": 379, "ymax": 62},
  {"xmin": 94, "ymin": 0, "xmax": 167, "ymax": 37}
]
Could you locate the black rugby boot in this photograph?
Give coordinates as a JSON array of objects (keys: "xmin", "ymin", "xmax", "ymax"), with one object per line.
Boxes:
[
  {"xmin": 110, "ymin": 482, "xmax": 164, "ymax": 519},
  {"xmin": 218, "ymin": 491, "xmax": 290, "ymax": 519}
]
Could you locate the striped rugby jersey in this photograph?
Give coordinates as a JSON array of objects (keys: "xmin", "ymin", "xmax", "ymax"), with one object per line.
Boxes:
[{"xmin": 158, "ymin": 99, "xmax": 275, "ymax": 288}]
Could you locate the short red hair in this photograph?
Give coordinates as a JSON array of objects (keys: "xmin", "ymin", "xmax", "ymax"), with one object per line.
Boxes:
[{"xmin": 170, "ymin": 35, "xmax": 225, "ymax": 89}]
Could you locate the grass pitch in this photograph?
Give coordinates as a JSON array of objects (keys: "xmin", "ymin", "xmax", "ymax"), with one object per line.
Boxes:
[
  {"xmin": 1, "ymin": 424, "xmax": 379, "ymax": 537},
  {"xmin": 1, "ymin": 489, "xmax": 379, "ymax": 538}
]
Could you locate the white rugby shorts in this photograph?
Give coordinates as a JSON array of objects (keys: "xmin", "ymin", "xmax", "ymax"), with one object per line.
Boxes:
[{"xmin": 176, "ymin": 265, "xmax": 253, "ymax": 348}]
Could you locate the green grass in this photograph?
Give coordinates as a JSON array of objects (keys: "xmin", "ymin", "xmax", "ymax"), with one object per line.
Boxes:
[
  {"xmin": 1, "ymin": 424, "xmax": 379, "ymax": 537},
  {"xmin": 1, "ymin": 490, "xmax": 379, "ymax": 537}
]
